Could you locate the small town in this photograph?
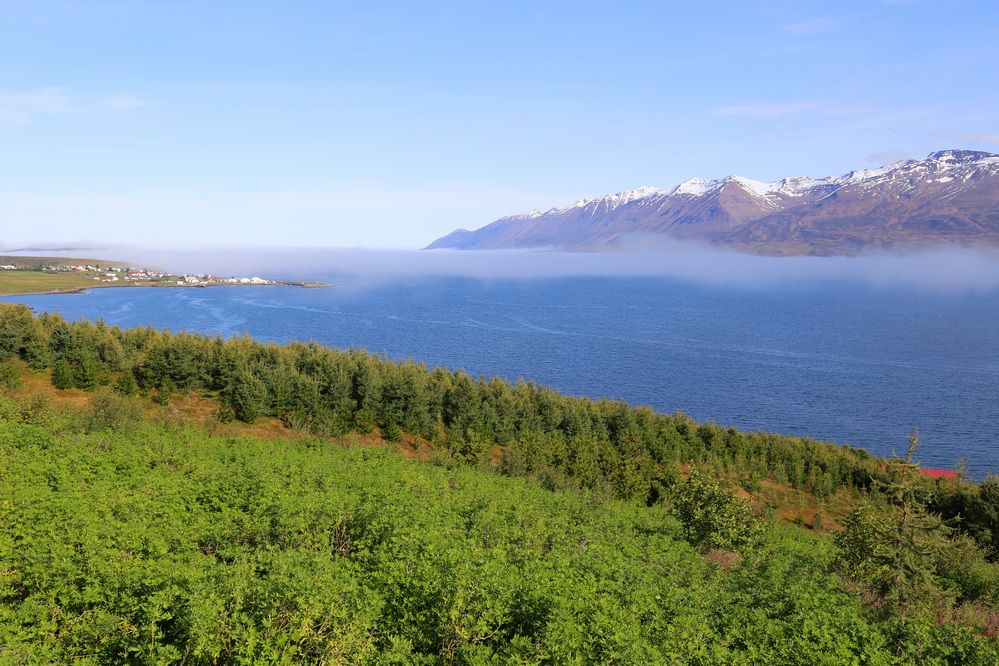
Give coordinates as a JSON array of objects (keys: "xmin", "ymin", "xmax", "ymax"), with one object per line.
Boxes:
[{"xmin": 0, "ymin": 261, "xmax": 276, "ymax": 287}]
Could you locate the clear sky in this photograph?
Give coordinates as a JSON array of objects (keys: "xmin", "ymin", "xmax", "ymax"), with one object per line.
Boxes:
[{"xmin": 1, "ymin": 0, "xmax": 997, "ymax": 249}]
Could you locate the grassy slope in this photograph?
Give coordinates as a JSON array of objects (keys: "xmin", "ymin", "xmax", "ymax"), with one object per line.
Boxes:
[
  {"xmin": 0, "ymin": 271, "xmax": 105, "ymax": 295},
  {"xmin": 6, "ymin": 362, "xmax": 857, "ymax": 532},
  {"xmin": 0, "ymin": 255, "xmax": 129, "ymax": 269},
  {"xmin": 2, "ymin": 365, "xmax": 998, "ymax": 662},
  {"xmin": 3, "ymin": 406, "xmax": 994, "ymax": 663},
  {"xmin": 0, "ymin": 256, "xmax": 136, "ymax": 295}
]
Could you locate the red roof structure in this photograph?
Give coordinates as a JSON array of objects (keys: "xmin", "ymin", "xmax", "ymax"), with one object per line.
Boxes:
[{"xmin": 920, "ymin": 468, "xmax": 958, "ymax": 480}]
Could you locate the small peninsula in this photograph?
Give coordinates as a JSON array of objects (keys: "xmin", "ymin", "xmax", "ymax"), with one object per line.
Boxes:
[{"xmin": 0, "ymin": 255, "xmax": 329, "ymax": 296}]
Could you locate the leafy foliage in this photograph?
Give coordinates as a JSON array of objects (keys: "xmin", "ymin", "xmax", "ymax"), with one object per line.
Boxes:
[
  {"xmin": 51, "ymin": 359, "xmax": 74, "ymax": 390},
  {"xmin": 0, "ymin": 303, "xmax": 892, "ymax": 507},
  {"xmin": 835, "ymin": 433, "xmax": 999, "ymax": 627},
  {"xmin": 672, "ymin": 473, "xmax": 760, "ymax": 551},
  {"xmin": 0, "ymin": 361, "xmax": 21, "ymax": 390},
  {"xmin": 1, "ymin": 302, "xmax": 998, "ymax": 662},
  {"xmin": 1, "ymin": 407, "xmax": 996, "ymax": 663}
]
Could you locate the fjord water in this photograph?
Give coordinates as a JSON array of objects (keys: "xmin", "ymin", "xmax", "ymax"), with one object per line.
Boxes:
[{"xmin": 5, "ymin": 276, "xmax": 998, "ymax": 476}]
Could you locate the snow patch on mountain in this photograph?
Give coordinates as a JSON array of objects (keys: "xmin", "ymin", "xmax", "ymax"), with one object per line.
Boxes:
[
  {"xmin": 499, "ymin": 150, "xmax": 999, "ymax": 221},
  {"xmin": 549, "ymin": 186, "xmax": 666, "ymax": 214},
  {"xmin": 672, "ymin": 177, "xmax": 718, "ymax": 196}
]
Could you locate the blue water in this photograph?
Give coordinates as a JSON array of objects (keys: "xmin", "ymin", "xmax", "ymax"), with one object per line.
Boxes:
[{"xmin": 5, "ymin": 276, "xmax": 998, "ymax": 476}]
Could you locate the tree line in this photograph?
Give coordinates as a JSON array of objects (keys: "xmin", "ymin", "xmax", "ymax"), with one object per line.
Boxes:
[{"xmin": 1, "ymin": 302, "xmax": 995, "ymax": 558}]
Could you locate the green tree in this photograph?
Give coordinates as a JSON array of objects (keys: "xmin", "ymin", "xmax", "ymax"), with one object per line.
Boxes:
[
  {"xmin": 52, "ymin": 359, "xmax": 74, "ymax": 390},
  {"xmin": 224, "ymin": 368, "xmax": 266, "ymax": 423},
  {"xmin": 672, "ymin": 472, "xmax": 759, "ymax": 551},
  {"xmin": 0, "ymin": 360, "xmax": 22, "ymax": 390},
  {"xmin": 73, "ymin": 353, "xmax": 100, "ymax": 390},
  {"xmin": 836, "ymin": 433, "xmax": 953, "ymax": 614},
  {"xmin": 0, "ymin": 304, "xmax": 33, "ymax": 360},
  {"xmin": 114, "ymin": 369, "xmax": 139, "ymax": 396},
  {"xmin": 153, "ymin": 377, "xmax": 177, "ymax": 405}
]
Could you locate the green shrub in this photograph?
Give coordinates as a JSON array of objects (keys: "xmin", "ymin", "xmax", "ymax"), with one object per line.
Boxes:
[
  {"xmin": 83, "ymin": 389, "xmax": 143, "ymax": 433},
  {"xmin": 0, "ymin": 361, "xmax": 22, "ymax": 390},
  {"xmin": 382, "ymin": 420, "xmax": 402, "ymax": 443},
  {"xmin": 0, "ymin": 414, "xmax": 996, "ymax": 662},
  {"xmin": 114, "ymin": 369, "xmax": 138, "ymax": 396},
  {"xmin": 222, "ymin": 368, "xmax": 266, "ymax": 423},
  {"xmin": 834, "ymin": 436, "xmax": 985, "ymax": 615},
  {"xmin": 672, "ymin": 473, "xmax": 760, "ymax": 551},
  {"xmin": 51, "ymin": 359, "xmax": 74, "ymax": 390},
  {"xmin": 153, "ymin": 377, "xmax": 177, "ymax": 405},
  {"xmin": 73, "ymin": 353, "xmax": 100, "ymax": 390}
]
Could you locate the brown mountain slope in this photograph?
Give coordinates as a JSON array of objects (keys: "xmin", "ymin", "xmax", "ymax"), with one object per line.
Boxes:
[{"xmin": 427, "ymin": 150, "xmax": 999, "ymax": 255}]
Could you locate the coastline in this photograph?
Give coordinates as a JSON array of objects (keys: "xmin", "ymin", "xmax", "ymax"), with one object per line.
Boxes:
[{"xmin": 0, "ymin": 280, "xmax": 331, "ymax": 298}]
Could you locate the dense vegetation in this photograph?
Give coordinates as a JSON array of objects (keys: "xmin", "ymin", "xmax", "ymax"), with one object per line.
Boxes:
[
  {"xmin": 1, "ymin": 302, "xmax": 998, "ymax": 662},
  {"xmin": 0, "ymin": 304, "xmax": 894, "ymax": 500},
  {"xmin": 0, "ymin": 399, "xmax": 996, "ymax": 664},
  {"xmin": 1, "ymin": 303, "xmax": 996, "ymax": 543}
]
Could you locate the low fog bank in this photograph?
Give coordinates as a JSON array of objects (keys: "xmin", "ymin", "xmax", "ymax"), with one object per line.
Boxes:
[{"xmin": 6, "ymin": 241, "xmax": 999, "ymax": 293}]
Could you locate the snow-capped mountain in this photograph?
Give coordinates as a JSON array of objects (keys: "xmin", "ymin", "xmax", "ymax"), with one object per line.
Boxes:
[{"xmin": 426, "ymin": 150, "xmax": 999, "ymax": 255}]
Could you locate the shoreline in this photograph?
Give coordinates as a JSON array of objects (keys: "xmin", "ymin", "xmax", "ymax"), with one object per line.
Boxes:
[{"xmin": 0, "ymin": 280, "xmax": 331, "ymax": 298}]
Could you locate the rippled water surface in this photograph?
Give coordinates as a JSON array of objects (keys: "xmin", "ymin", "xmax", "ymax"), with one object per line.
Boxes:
[{"xmin": 5, "ymin": 276, "xmax": 998, "ymax": 476}]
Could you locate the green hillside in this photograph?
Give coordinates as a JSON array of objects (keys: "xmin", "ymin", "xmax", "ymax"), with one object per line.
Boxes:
[
  {"xmin": 0, "ymin": 257, "xmax": 131, "ymax": 295},
  {"xmin": 0, "ymin": 412, "xmax": 995, "ymax": 664},
  {"xmin": 1, "ymin": 302, "xmax": 998, "ymax": 663}
]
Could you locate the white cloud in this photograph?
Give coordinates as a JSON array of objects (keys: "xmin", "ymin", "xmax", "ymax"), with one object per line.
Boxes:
[
  {"xmin": 967, "ymin": 132, "xmax": 999, "ymax": 145},
  {"xmin": 0, "ymin": 87, "xmax": 75, "ymax": 125},
  {"xmin": 99, "ymin": 93, "xmax": 151, "ymax": 110},
  {"xmin": 716, "ymin": 100, "xmax": 823, "ymax": 119},
  {"xmin": 0, "ymin": 87, "xmax": 149, "ymax": 126}
]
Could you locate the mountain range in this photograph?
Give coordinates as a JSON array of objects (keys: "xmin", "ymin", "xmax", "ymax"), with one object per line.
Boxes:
[{"xmin": 426, "ymin": 150, "xmax": 999, "ymax": 255}]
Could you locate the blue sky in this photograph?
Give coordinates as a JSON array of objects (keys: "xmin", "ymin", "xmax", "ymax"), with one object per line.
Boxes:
[{"xmin": 1, "ymin": 0, "xmax": 997, "ymax": 248}]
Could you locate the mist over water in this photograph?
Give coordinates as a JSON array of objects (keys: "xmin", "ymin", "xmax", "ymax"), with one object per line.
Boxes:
[
  {"xmin": 3, "ymin": 244, "xmax": 998, "ymax": 478},
  {"xmin": 9, "ymin": 242, "xmax": 999, "ymax": 293}
]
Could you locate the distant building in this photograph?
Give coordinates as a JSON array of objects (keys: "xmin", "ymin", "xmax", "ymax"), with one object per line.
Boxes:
[{"xmin": 920, "ymin": 468, "xmax": 958, "ymax": 480}]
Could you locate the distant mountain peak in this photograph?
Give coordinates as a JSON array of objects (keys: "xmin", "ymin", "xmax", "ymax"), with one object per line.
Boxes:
[
  {"xmin": 564, "ymin": 185, "xmax": 665, "ymax": 211},
  {"xmin": 426, "ymin": 149, "xmax": 999, "ymax": 254},
  {"xmin": 928, "ymin": 149, "xmax": 995, "ymax": 164},
  {"xmin": 670, "ymin": 174, "xmax": 828, "ymax": 200},
  {"xmin": 672, "ymin": 177, "xmax": 718, "ymax": 196},
  {"xmin": 505, "ymin": 209, "xmax": 543, "ymax": 221}
]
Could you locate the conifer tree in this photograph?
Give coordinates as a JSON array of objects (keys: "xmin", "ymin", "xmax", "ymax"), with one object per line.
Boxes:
[
  {"xmin": 0, "ymin": 360, "xmax": 22, "ymax": 390},
  {"xmin": 836, "ymin": 432, "xmax": 953, "ymax": 614},
  {"xmin": 52, "ymin": 360, "xmax": 74, "ymax": 390},
  {"xmin": 114, "ymin": 369, "xmax": 139, "ymax": 396}
]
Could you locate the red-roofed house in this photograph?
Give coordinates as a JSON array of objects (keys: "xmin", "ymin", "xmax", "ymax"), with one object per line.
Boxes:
[{"xmin": 920, "ymin": 468, "xmax": 958, "ymax": 480}]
